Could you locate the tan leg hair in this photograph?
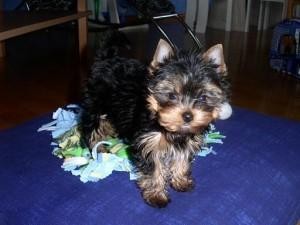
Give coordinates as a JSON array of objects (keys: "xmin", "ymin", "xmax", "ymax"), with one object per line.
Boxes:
[
  {"xmin": 89, "ymin": 118, "xmax": 116, "ymax": 151},
  {"xmin": 138, "ymin": 161, "xmax": 169, "ymax": 207},
  {"xmin": 136, "ymin": 132, "xmax": 171, "ymax": 207},
  {"xmin": 170, "ymin": 151, "xmax": 194, "ymax": 192},
  {"xmin": 170, "ymin": 135, "xmax": 202, "ymax": 191},
  {"xmin": 136, "ymin": 132, "xmax": 203, "ymax": 206}
]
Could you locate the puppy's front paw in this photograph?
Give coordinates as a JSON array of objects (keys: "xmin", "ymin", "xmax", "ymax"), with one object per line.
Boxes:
[
  {"xmin": 143, "ymin": 191, "xmax": 170, "ymax": 208},
  {"xmin": 171, "ymin": 177, "xmax": 194, "ymax": 192}
]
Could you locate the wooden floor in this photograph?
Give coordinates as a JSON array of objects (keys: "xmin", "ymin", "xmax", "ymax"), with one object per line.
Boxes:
[{"xmin": 0, "ymin": 24, "xmax": 300, "ymax": 130}]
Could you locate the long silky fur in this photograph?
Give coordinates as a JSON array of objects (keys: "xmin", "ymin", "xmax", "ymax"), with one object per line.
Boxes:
[{"xmin": 80, "ymin": 31, "xmax": 230, "ymax": 207}]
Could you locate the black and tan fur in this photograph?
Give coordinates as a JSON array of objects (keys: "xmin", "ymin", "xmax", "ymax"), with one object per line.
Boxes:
[{"xmin": 80, "ymin": 38, "xmax": 230, "ymax": 207}]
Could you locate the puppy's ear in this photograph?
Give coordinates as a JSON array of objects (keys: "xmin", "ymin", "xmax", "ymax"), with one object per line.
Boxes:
[
  {"xmin": 203, "ymin": 44, "xmax": 227, "ymax": 74},
  {"xmin": 149, "ymin": 39, "xmax": 173, "ymax": 74}
]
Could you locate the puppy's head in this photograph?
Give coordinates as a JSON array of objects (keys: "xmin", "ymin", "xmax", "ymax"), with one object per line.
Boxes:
[{"xmin": 147, "ymin": 39, "xmax": 230, "ymax": 135}]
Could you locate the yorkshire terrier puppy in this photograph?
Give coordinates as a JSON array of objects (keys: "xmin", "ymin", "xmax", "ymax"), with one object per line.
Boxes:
[{"xmin": 80, "ymin": 38, "xmax": 230, "ymax": 207}]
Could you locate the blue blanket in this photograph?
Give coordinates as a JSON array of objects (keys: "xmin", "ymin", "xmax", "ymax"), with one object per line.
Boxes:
[{"xmin": 0, "ymin": 107, "xmax": 299, "ymax": 225}]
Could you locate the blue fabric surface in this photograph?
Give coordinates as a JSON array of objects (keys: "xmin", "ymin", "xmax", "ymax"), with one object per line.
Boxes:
[{"xmin": 0, "ymin": 107, "xmax": 299, "ymax": 225}]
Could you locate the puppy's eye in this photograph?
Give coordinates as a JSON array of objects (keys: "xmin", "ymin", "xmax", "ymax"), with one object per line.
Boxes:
[
  {"xmin": 198, "ymin": 95, "xmax": 207, "ymax": 103},
  {"xmin": 168, "ymin": 93, "xmax": 177, "ymax": 100}
]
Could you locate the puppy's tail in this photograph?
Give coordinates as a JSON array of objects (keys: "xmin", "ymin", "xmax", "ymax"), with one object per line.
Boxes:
[{"xmin": 95, "ymin": 29, "xmax": 131, "ymax": 61}]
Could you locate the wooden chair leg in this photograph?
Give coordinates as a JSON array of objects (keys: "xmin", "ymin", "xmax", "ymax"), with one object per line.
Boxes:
[{"xmin": 0, "ymin": 41, "xmax": 6, "ymax": 58}]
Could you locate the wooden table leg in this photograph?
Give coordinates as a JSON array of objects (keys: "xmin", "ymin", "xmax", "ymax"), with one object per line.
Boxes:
[
  {"xmin": 77, "ymin": 0, "xmax": 88, "ymax": 60},
  {"xmin": 0, "ymin": 41, "xmax": 6, "ymax": 58},
  {"xmin": 78, "ymin": 17, "xmax": 88, "ymax": 60}
]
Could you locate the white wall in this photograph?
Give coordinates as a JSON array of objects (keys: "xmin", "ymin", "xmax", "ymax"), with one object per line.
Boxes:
[{"xmin": 207, "ymin": 0, "xmax": 284, "ymax": 31}]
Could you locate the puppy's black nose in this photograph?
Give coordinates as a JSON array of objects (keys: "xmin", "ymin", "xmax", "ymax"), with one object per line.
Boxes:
[{"xmin": 182, "ymin": 112, "xmax": 193, "ymax": 123}]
